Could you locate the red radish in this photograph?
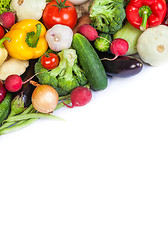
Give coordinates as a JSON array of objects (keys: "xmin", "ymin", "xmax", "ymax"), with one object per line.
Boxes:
[
  {"xmin": 0, "ymin": 12, "xmax": 15, "ymax": 29},
  {"xmin": 110, "ymin": 38, "xmax": 129, "ymax": 60},
  {"xmin": 5, "ymin": 75, "xmax": 23, "ymax": 92},
  {"xmin": 0, "ymin": 80, "xmax": 3, "ymax": 88},
  {"xmin": 78, "ymin": 24, "xmax": 98, "ymax": 41},
  {"xmin": 0, "ymin": 25, "xmax": 4, "ymax": 39},
  {"xmin": 4, "ymin": 72, "xmax": 40, "ymax": 92},
  {"xmin": 0, "ymin": 83, "xmax": 7, "ymax": 103},
  {"xmin": 63, "ymin": 86, "xmax": 92, "ymax": 108}
]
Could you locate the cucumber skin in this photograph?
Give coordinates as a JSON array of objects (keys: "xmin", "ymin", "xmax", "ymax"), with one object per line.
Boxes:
[
  {"xmin": 72, "ymin": 33, "xmax": 108, "ymax": 91},
  {"xmin": 0, "ymin": 92, "xmax": 12, "ymax": 125}
]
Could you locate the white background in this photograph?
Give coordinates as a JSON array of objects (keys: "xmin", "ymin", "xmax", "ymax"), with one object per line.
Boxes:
[{"xmin": 0, "ymin": 60, "xmax": 168, "ymax": 240}]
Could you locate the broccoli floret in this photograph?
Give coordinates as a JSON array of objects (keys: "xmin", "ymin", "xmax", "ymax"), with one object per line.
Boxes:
[
  {"xmin": 0, "ymin": 0, "xmax": 11, "ymax": 14},
  {"xmin": 89, "ymin": 0, "xmax": 126, "ymax": 34},
  {"xmin": 34, "ymin": 49, "xmax": 88, "ymax": 96},
  {"xmin": 72, "ymin": 64, "xmax": 88, "ymax": 86},
  {"xmin": 58, "ymin": 65, "xmax": 80, "ymax": 92},
  {"xmin": 34, "ymin": 61, "xmax": 58, "ymax": 89}
]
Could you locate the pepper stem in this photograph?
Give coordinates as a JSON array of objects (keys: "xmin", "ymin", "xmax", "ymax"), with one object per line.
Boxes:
[
  {"xmin": 26, "ymin": 24, "xmax": 42, "ymax": 48},
  {"xmin": 0, "ymin": 37, "xmax": 11, "ymax": 48},
  {"xmin": 139, "ymin": 5, "xmax": 152, "ymax": 31}
]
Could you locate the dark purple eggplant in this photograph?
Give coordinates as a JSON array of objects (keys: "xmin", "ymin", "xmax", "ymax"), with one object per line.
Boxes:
[
  {"xmin": 95, "ymin": 50, "xmax": 143, "ymax": 78},
  {"xmin": 14, "ymin": 59, "xmax": 38, "ymax": 107},
  {"xmin": 20, "ymin": 82, "xmax": 35, "ymax": 107}
]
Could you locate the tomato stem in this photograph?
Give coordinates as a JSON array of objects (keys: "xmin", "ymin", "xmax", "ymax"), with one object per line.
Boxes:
[{"xmin": 53, "ymin": 0, "xmax": 71, "ymax": 12}]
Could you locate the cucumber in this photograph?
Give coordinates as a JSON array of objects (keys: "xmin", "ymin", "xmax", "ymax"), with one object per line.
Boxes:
[
  {"xmin": 72, "ymin": 33, "xmax": 108, "ymax": 91},
  {"xmin": 0, "ymin": 92, "xmax": 12, "ymax": 125}
]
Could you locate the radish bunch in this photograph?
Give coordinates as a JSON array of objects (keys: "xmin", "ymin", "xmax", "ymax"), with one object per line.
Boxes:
[{"xmin": 77, "ymin": 24, "xmax": 129, "ymax": 59}]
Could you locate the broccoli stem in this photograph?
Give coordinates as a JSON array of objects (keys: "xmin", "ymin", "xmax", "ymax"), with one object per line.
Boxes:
[
  {"xmin": 50, "ymin": 63, "xmax": 65, "ymax": 77},
  {"xmin": 50, "ymin": 57, "xmax": 67, "ymax": 77},
  {"xmin": 64, "ymin": 63, "xmax": 73, "ymax": 79}
]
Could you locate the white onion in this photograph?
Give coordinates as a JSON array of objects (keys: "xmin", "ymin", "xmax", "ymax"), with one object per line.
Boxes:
[{"xmin": 45, "ymin": 24, "xmax": 73, "ymax": 52}]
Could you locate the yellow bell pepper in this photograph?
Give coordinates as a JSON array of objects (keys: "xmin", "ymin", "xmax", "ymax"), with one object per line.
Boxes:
[{"xmin": 4, "ymin": 19, "xmax": 48, "ymax": 60}]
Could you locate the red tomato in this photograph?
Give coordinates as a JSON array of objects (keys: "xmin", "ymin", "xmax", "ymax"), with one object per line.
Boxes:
[
  {"xmin": 42, "ymin": 0, "xmax": 77, "ymax": 29},
  {"xmin": 41, "ymin": 53, "xmax": 60, "ymax": 70},
  {"xmin": 0, "ymin": 25, "xmax": 5, "ymax": 39}
]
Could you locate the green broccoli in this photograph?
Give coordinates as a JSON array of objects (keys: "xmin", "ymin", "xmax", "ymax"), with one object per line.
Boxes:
[
  {"xmin": 89, "ymin": 0, "xmax": 126, "ymax": 34},
  {"xmin": 0, "ymin": 0, "xmax": 11, "ymax": 14},
  {"xmin": 34, "ymin": 49, "xmax": 88, "ymax": 96}
]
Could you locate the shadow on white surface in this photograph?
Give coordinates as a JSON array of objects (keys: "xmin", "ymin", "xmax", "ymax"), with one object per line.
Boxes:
[{"xmin": 0, "ymin": 62, "xmax": 168, "ymax": 240}]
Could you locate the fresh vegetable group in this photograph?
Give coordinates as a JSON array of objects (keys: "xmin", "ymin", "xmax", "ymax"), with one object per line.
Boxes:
[{"xmin": 0, "ymin": 0, "xmax": 168, "ymax": 135}]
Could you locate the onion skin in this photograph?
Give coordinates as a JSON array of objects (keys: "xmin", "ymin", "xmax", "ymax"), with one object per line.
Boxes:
[{"xmin": 32, "ymin": 85, "xmax": 59, "ymax": 113}]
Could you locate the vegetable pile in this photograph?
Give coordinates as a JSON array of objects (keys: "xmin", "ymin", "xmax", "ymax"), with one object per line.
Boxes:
[{"xmin": 0, "ymin": 0, "xmax": 168, "ymax": 135}]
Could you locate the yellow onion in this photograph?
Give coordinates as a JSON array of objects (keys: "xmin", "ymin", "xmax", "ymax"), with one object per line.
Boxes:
[{"xmin": 32, "ymin": 84, "xmax": 59, "ymax": 113}]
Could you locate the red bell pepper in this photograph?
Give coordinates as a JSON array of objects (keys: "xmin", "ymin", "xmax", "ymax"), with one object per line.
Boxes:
[{"xmin": 126, "ymin": 0, "xmax": 167, "ymax": 31}]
